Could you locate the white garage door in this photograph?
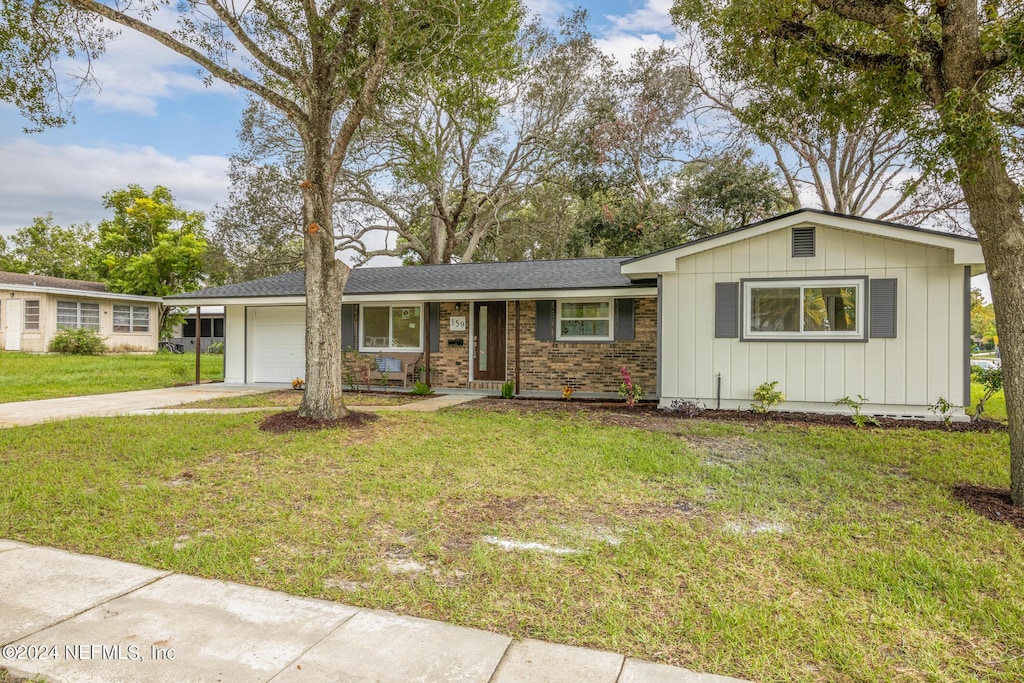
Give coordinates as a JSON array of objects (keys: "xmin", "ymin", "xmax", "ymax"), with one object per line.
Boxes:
[{"xmin": 252, "ymin": 307, "xmax": 305, "ymax": 382}]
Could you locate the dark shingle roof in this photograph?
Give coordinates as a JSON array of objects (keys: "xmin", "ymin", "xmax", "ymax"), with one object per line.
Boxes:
[
  {"xmin": 0, "ymin": 271, "xmax": 109, "ymax": 293},
  {"xmin": 168, "ymin": 258, "xmax": 650, "ymax": 300}
]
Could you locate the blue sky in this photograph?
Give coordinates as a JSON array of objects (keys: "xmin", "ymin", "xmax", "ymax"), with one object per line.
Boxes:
[{"xmin": 0, "ymin": 0, "xmax": 676, "ymax": 238}]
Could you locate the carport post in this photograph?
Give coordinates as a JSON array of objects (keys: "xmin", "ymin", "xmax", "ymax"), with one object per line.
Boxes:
[{"xmin": 195, "ymin": 306, "xmax": 202, "ymax": 385}]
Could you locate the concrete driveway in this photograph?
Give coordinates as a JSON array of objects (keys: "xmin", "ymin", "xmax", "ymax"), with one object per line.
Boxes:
[{"xmin": 0, "ymin": 384, "xmax": 274, "ymax": 428}]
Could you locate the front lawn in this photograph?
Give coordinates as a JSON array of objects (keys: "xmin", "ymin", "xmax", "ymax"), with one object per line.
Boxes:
[
  {"xmin": 0, "ymin": 352, "xmax": 224, "ymax": 403},
  {"xmin": 0, "ymin": 408, "xmax": 1020, "ymax": 682}
]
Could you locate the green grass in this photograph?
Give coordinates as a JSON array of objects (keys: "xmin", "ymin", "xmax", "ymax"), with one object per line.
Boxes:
[
  {"xmin": 180, "ymin": 389, "xmax": 426, "ymax": 409},
  {"xmin": 971, "ymin": 381, "xmax": 1007, "ymax": 422},
  {"xmin": 0, "ymin": 409, "xmax": 1020, "ymax": 682},
  {"xmin": 0, "ymin": 352, "xmax": 224, "ymax": 402}
]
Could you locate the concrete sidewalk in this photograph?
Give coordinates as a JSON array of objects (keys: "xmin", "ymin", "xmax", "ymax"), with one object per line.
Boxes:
[
  {"xmin": 136, "ymin": 392, "xmax": 487, "ymax": 417},
  {"xmin": 0, "ymin": 541, "xmax": 748, "ymax": 683},
  {"xmin": 0, "ymin": 384, "xmax": 275, "ymax": 428}
]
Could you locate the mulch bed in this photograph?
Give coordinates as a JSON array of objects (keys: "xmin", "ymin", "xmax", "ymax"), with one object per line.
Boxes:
[
  {"xmin": 259, "ymin": 410, "xmax": 379, "ymax": 433},
  {"xmin": 463, "ymin": 398, "xmax": 1005, "ymax": 432},
  {"xmin": 952, "ymin": 485, "xmax": 1024, "ymax": 530}
]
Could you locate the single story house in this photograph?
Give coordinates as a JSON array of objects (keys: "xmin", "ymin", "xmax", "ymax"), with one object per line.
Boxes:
[
  {"xmin": 166, "ymin": 209, "xmax": 985, "ymax": 417},
  {"xmin": 0, "ymin": 271, "xmax": 162, "ymax": 353}
]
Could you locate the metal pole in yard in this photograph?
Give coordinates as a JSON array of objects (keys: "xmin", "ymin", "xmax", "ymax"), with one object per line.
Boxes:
[{"xmin": 195, "ymin": 306, "xmax": 202, "ymax": 385}]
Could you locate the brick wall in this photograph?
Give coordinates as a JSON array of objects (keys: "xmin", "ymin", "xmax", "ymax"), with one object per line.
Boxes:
[
  {"xmin": 508, "ymin": 297, "xmax": 657, "ymax": 394},
  {"xmin": 428, "ymin": 301, "xmax": 473, "ymax": 387}
]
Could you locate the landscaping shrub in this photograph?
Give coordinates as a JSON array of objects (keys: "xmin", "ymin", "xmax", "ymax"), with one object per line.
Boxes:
[{"xmin": 48, "ymin": 328, "xmax": 108, "ymax": 355}]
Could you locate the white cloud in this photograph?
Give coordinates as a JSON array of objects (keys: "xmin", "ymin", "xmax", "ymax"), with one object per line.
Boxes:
[
  {"xmin": 603, "ymin": 0, "xmax": 676, "ymax": 34},
  {"xmin": 64, "ymin": 11, "xmax": 239, "ymax": 116},
  {"xmin": 593, "ymin": 1, "xmax": 678, "ymax": 66},
  {"xmin": 0, "ymin": 139, "xmax": 229, "ymax": 235}
]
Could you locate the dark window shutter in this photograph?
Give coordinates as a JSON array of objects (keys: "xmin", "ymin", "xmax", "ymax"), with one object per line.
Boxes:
[
  {"xmin": 535, "ymin": 300, "xmax": 555, "ymax": 341},
  {"xmin": 870, "ymin": 278, "xmax": 897, "ymax": 338},
  {"xmin": 213, "ymin": 318, "xmax": 224, "ymax": 337},
  {"xmin": 792, "ymin": 227, "xmax": 816, "ymax": 257},
  {"xmin": 614, "ymin": 299, "xmax": 635, "ymax": 341},
  {"xmin": 341, "ymin": 304, "xmax": 356, "ymax": 348},
  {"xmin": 429, "ymin": 302, "xmax": 440, "ymax": 352},
  {"xmin": 715, "ymin": 282, "xmax": 739, "ymax": 338}
]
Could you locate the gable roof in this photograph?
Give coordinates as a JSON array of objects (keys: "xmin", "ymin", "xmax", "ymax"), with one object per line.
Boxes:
[
  {"xmin": 621, "ymin": 208, "xmax": 984, "ymax": 277},
  {"xmin": 0, "ymin": 271, "xmax": 163, "ymax": 303},
  {"xmin": 168, "ymin": 257, "xmax": 656, "ymax": 303}
]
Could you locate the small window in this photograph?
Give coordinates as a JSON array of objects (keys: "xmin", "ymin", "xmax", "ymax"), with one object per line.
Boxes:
[
  {"xmin": 24, "ymin": 300, "xmax": 40, "ymax": 330},
  {"xmin": 556, "ymin": 300, "xmax": 613, "ymax": 341},
  {"xmin": 359, "ymin": 305, "xmax": 422, "ymax": 351},
  {"xmin": 792, "ymin": 227, "xmax": 816, "ymax": 258},
  {"xmin": 57, "ymin": 300, "xmax": 100, "ymax": 331},
  {"xmin": 742, "ymin": 278, "xmax": 866, "ymax": 341},
  {"xmin": 114, "ymin": 305, "xmax": 150, "ymax": 333}
]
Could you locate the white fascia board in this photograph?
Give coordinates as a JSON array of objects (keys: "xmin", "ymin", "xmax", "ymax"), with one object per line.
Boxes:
[
  {"xmin": 168, "ymin": 288, "xmax": 658, "ymax": 307},
  {"xmin": 164, "ymin": 296, "xmax": 305, "ymax": 307},
  {"xmin": 3, "ymin": 284, "xmax": 163, "ymax": 303},
  {"xmin": 621, "ymin": 211, "xmax": 985, "ymax": 276}
]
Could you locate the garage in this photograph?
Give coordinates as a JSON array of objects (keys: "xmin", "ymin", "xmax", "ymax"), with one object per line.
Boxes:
[{"xmin": 250, "ymin": 306, "xmax": 305, "ymax": 382}]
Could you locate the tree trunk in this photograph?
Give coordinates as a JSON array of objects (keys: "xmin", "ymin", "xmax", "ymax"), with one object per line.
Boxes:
[
  {"xmin": 958, "ymin": 155, "xmax": 1024, "ymax": 504},
  {"xmin": 298, "ymin": 166, "xmax": 349, "ymax": 420}
]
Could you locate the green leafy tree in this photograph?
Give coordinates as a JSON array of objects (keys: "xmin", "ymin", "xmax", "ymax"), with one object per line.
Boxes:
[
  {"xmin": 674, "ymin": 0, "xmax": 1024, "ymax": 503},
  {"xmin": 0, "ymin": 214, "xmax": 97, "ymax": 279},
  {"xmin": 970, "ymin": 287, "xmax": 997, "ymax": 343},
  {"xmin": 92, "ymin": 185, "xmax": 208, "ymax": 337},
  {"xmin": 1, "ymin": 0, "xmax": 522, "ymax": 420}
]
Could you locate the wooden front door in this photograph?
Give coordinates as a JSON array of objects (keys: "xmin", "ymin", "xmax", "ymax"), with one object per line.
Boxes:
[{"xmin": 473, "ymin": 301, "xmax": 506, "ymax": 381}]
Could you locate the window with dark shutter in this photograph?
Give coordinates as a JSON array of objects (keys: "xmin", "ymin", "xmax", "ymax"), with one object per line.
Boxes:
[
  {"xmin": 715, "ymin": 282, "xmax": 739, "ymax": 338},
  {"xmin": 869, "ymin": 279, "xmax": 897, "ymax": 338},
  {"xmin": 792, "ymin": 227, "xmax": 815, "ymax": 257}
]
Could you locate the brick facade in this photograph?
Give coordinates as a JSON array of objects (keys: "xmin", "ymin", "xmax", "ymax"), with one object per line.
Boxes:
[{"xmin": 420, "ymin": 297, "xmax": 657, "ymax": 395}]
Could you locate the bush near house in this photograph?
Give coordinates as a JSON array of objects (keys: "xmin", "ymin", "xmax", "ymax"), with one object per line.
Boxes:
[{"xmin": 47, "ymin": 328, "xmax": 108, "ymax": 355}]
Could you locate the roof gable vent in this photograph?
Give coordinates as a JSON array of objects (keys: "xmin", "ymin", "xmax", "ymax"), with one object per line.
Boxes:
[{"xmin": 792, "ymin": 227, "xmax": 816, "ymax": 258}]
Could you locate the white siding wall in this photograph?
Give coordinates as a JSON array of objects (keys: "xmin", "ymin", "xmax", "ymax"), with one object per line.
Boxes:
[
  {"xmin": 661, "ymin": 226, "xmax": 969, "ymax": 416},
  {"xmin": 224, "ymin": 305, "xmax": 246, "ymax": 383}
]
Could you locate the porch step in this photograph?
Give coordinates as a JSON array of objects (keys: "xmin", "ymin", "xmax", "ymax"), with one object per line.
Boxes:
[{"xmin": 469, "ymin": 381, "xmax": 505, "ymax": 391}]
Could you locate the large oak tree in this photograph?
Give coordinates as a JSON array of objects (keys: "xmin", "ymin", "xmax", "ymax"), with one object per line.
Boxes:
[
  {"xmin": 2, "ymin": 0, "xmax": 521, "ymax": 419},
  {"xmin": 675, "ymin": 0, "xmax": 1024, "ymax": 502}
]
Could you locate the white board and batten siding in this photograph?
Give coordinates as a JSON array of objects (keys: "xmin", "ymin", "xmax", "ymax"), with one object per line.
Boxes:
[{"xmin": 660, "ymin": 225, "xmax": 971, "ymax": 417}]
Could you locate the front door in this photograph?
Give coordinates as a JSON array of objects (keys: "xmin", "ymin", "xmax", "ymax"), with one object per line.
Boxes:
[
  {"xmin": 473, "ymin": 301, "xmax": 506, "ymax": 381},
  {"xmin": 5, "ymin": 299, "xmax": 22, "ymax": 351}
]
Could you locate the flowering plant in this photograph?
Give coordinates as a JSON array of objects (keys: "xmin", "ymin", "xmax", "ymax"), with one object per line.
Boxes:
[{"xmin": 617, "ymin": 367, "xmax": 644, "ymax": 407}]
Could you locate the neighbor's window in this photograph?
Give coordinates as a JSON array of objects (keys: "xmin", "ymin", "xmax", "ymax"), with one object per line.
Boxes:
[
  {"xmin": 23, "ymin": 300, "xmax": 40, "ymax": 330},
  {"xmin": 557, "ymin": 300, "xmax": 612, "ymax": 341},
  {"xmin": 360, "ymin": 305, "xmax": 422, "ymax": 350},
  {"xmin": 743, "ymin": 279, "xmax": 865, "ymax": 340},
  {"xmin": 56, "ymin": 300, "xmax": 100, "ymax": 331},
  {"xmin": 113, "ymin": 305, "xmax": 150, "ymax": 333}
]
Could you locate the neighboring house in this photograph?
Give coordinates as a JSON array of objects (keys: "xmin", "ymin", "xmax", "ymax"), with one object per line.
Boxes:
[
  {"xmin": 623, "ymin": 210, "xmax": 984, "ymax": 418},
  {"xmin": 166, "ymin": 209, "xmax": 985, "ymax": 417},
  {"xmin": 169, "ymin": 306, "xmax": 225, "ymax": 352},
  {"xmin": 0, "ymin": 271, "xmax": 162, "ymax": 353},
  {"xmin": 167, "ymin": 259, "xmax": 658, "ymax": 395}
]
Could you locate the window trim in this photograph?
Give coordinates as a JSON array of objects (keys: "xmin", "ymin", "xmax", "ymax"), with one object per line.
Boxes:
[
  {"xmin": 113, "ymin": 304, "xmax": 150, "ymax": 333},
  {"xmin": 56, "ymin": 300, "xmax": 101, "ymax": 332},
  {"xmin": 740, "ymin": 276, "xmax": 868, "ymax": 342},
  {"xmin": 555, "ymin": 298, "xmax": 614, "ymax": 342},
  {"xmin": 358, "ymin": 304, "xmax": 424, "ymax": 352}
]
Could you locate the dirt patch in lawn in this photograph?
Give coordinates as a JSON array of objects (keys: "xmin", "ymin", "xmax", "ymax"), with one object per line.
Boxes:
[
  {"xmin": 259, "ymin": 410, "xmax": 380, "ymax": 433},
  {"xmin": 953, "ymin": 485, "xmax": 1024, "ymax": 530},
  {"xmin": 462, "ymin": 398, "xmax": 1005, "ymax": 433}
]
